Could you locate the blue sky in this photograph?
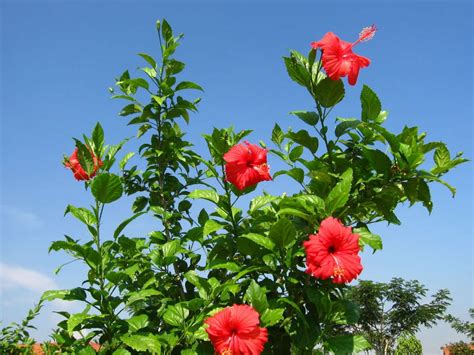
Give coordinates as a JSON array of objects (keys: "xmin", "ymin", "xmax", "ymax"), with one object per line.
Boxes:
[{"xmin": 1, "ymin": 1, "xmax": 472, "ymax": 353}]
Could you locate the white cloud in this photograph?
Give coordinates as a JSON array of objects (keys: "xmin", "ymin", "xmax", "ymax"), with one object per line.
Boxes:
[
  {"xmin": 0, "ymin": 262, "xmax": 58, "ymax": 293},
  {"xmin": 1, "ymin": 205, "xmax": 43, "ymax": 229}
]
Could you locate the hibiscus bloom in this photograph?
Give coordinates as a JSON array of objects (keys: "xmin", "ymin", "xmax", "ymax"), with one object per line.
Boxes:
[
  {"xmin": 64, "ymin": 147, "xmax": 102, "ymax": 181},
  {"xmin": 303, "ymin": 217, "xmax": 363, "ymax": 284},
  {"xmin": 223, "ymin": 142, "xmax": 272, "ymax": 190},
  {"xmin": 205, "ymin": 304, "xmax": 268, "ymax": 355},
  {"xmin": 311, "ymin": 25, "xmax": 376, "ymax": 85}
]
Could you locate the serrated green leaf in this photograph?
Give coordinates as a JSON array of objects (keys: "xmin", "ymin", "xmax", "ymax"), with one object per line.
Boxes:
[
  {"xmin": 354, "ymin": 226, "xmax": 383, "ymax": 252},
  {"xmin": 286, "ymin": 129, "xmax": 318, "ymax": 153},
  {"xmin": 163, "ymin": 304, "xmax": 189, "ymax": 327},
  {"xmin": 121, "ymin": 334, "xmax": 161, "ymax": 353},
  {"xmin": 64, "ymin": 205, "xmax": 96, "ymax": 226},
  {"xmin": 335, "ymin": 118, "xmax": 360, "ymax": 137},
  {"xmin": 362, "ymin": 148, "xmax": 392, "ymax": 175},
  {"xmin": 188, "ymin": 189, "xmax": 220, "ymax": 204},
  {"xmin": 326, "ymin": 334, "xmax": 371, "ymax": 354},
  {"xmin": 126, "ymin": 314, "xmax": 149, "ymax": 332},
  {"xmin": 138, "ymin": 53, "xmax": 157, "ymax": 69},
  {"xmin": 245, "ymin": 280, "xmax": 268, "ymax": 313},
  {"xmin": 269, "ymin": 218, "xmax": 296, "ymax": 248},
  {"xmin": 119, "ymin": 152, "xmax": 135, "ymax": 170},
  {"xmin": 290, "ymin": 111, "xmax": 319, "ymax": 126},
  {"xmin": 260, "ymin": 308, "xmax": 285, "ymax": 327},
  {"xmin": 240, "ymin": 233, "xmax": 275, "ymax": 251},
  {"xmin": 67, "ymin": 312, "xmax": 92, "ymax": 334},
  {"xmin": 112, "ymin": 350, "xmax": 131, "ymax": 355},
  {"xmin": 74, "ymin": 139, "xmax": 95, "ymax": 175},
  {"xmin": 114, "ymin": 212, "xmax": 146, "ymax": 239},
  {"xmin": 271, "ymin": 123, "xmax": 284, "ymax": 145},
  {"xmin": 289, "ymin": 145, "xmax": 304, "ymax": 161},
  {"xmin": 325, "ymin": 168, "xmax": 353, "ymax": 214},
  {"xmin": 91, "ymin": 122, "xmax": 104, "ymax": 155},
  {"xmin": 203, "ymin": 219, "xmax": 224, "ymax": 236},
  {"xmin": 314, "ymin": 77, "xmax": 345, "ymax": 108},
  {"xmin": 126, "ymin": 289, "xmax": 161, "ymax": 305},
  {"xmin": 361, "ymin": 85, "xmax": 382, "ymax": 121},
  {"xmin": 249, "ymin": 195, "xmax": 279, "ymax": 213},
  {"xmin": 175, "ymin": 81, "xmax": 203, "ymax": 91},
  {"xmin": 91, "ymin": 173, "xmax": 123, "ymax": 204}
]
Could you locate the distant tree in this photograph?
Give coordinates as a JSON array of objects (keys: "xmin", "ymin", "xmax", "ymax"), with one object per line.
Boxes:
[
  {"xmin": 347, "ymin": 278, "xmax": 451, "ymax": 355},
  {"xmin": 445, "ymin": 341, "xmax": 473, "ymax": 355},
  {"xmin": 394, "ymin": 332, "xmax": 422, "ymax": 355},
  {"xmin": 445, "ymin": 308, "xmax": 474, "ymax": 341}
]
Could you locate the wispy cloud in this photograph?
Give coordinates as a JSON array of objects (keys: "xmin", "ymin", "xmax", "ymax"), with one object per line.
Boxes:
[
  {"xmin": 1, "ymin": 205, "xmax": 43, "ymax": 229},
  {"xmin": 0, "ymin": 262, "xmax": 57, "ymax": 293}
]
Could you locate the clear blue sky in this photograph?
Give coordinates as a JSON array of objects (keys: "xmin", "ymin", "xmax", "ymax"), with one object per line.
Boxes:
[{"xmin": 1, "ymin": 1, "xmax": 472, "ymax": 353}]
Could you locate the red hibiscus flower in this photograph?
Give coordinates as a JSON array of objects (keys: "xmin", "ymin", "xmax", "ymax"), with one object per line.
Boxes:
[
  {"xmin": 311, "ymin": 25, "xmax": 376, "ymax": 85},
  {"xmin": 64, "ymin": 147, "xmax": 102, "ymax": 181},
  {"xmin": 303, "ymin": 217, "xmax": 363, "ymax": 284},
  {"xmin": 223, "ymin": 142, "xmax": 272, "ymax": 191},
  {"xmin": 205, "ymin": 304, "xmax": 268, "ymax": 355}
]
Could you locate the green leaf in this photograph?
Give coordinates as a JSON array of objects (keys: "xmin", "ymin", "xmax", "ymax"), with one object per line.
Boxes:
[
  {"xmin": 417, "ymin": 179, "xmax": 433, "ymax": 213},
  {"xmin": 362, "ymin": 148, "xmax": 392, "ymax": 175},
  {"xmin": 74, "ymin": 139, "xmax": 95, "ymax": 175},
  {"xmin": 64, "ymin": 205, "xmax": 96, "ymax": 226},
  {"xmin": 184, "ymin": 270, "xmax": 210, "ymax": 299},
  {"xmin": 203, "ymin": 219, "xmax": 225, "ymax": 236},
  {"xmin": 325, "ymin": 168, "xmax": 353, "ymax": 214},
  {"xmin": 361, "ymin": 85, "xmax": 382, "ymax": 121},
  {"xmin": 175, "ymin": 81, "xmax": 203, "ymax": 91},
  {"xmin": 249, "ymin": 195, "xmax": 279, "ymax": 213},
  {"xmin": 91, "ymin": 173, "xmax": 123, "ymax": 204},
  {"xmin": 285, "ymin": 168, "xmax": 305, "ymax": 183},
  {"xmin": 314, "ymin": 77, "xmax": 345, "ymax": 108},
  {"xmin": 67, "ymin": 312, "xmax": 92, "ymax": 334},
  {"xmin": 92, "ymin": 122, "xmax": 104, "ymax": 155},
  {"xmin": 245, "ymin": 280, "xmax": 268, "ymax": 313},
  {"xmin": 286, "ymin": 129, "xmax": 318, "ymax": 153},
  {"xmin": 326, "ymin": 334, "xmax": 371, "ymax": 354},
  {"xmin": 269, "ymin": 218, "xmax": 296, "ymax": 248},
  {"xmin": 335, "ymin": 118, "xmax": 360, "ymax": 137},
  {"xmin": 260, "ymin": 308, "xmax": 285, "ymax": 327},
  {"xmin": 271, "ymin": 123, "xmax": 284, "ymax": 145},
  {"xmin": 354, "ymin": 226, "xmax": 383, "ymax": 252},
  {"xmin": 113, "ymin": 212, "xmax": 146, "ymax": 239},
  {"xmin": 121, "ymin": 334, "xmax": 161, "ymax": 353},
  {"xmin": 138, "ymin": 53, "xmax": 157, "ymax": 69},
  {"xmin": 283, "ymin": 55, "xmax": 310, "ymax": 88},
  {"xmin": 119, "ymin": 152, "xmax": 135, "ymax": 170},
  {"xmin": 161, "ymin": 19, "xmax": 173, "ymax": 43},
  {"xmin": 112, "ymin": 350, "xmax": 131, "ymax": 355},
  {"xmin": 290, "ymin": 111, "xmax": 319, "ymax": 126},
  {"xmin": 41, "ymin": 289, "xmax": 69, "ymax": 301},
  {"xmin": 163, "ymin": 304, "xmax": 190, "ymax": 327},
  {"xmin": 434, "ymin": 145, "xmax": 450, "ymax": 168},
  {"xmin": 126, "ymin": 314, "xmax": 149, "ymax": 332},
  {"xmin": 240, "ymin": 233, "xmax": 275, "ymax": 251},
  {"xmin": 289, "ymin": 145, "xmax": 304, "ymax": 161},
  {"xmin": 188, "ymin": 189, "xmax": 220, "ymax": 204},
  {"xmin": 126, "ymin": 289, "xmax": 161, "ymax": 305}
]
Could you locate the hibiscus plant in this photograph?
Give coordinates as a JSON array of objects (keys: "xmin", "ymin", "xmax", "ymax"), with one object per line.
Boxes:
[{"xmin": 39, "ymin": 20, "xmax": 466, "ymax": 354}]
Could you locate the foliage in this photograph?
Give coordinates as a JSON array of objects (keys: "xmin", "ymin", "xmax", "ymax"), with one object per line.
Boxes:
[
  {"xmin": 446, "ymin": 341, "xmax": 474, "ymax": 355},
  {"xmin": 394, "ymin": 332, "xmax": 422, "ymax": 355},
  {"xmin": 0, "ymin": 301, "xmax": 43, "ymax": 354},
  {"xmin": 445, "ymin": 308, "xmax": 474, "ymax": 340},
  {"xmin": 347, "ymin": 278, "xmax": 452, "ymax": 354},
  {"xmin": 28, "ymin": 19, "xmax": 467, "ymax": 354}
]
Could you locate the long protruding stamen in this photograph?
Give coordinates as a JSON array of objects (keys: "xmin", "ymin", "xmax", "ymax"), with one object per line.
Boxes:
[{"xmin": 352, "ymin": 24, "xmax": 377, "ymax": 46}]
